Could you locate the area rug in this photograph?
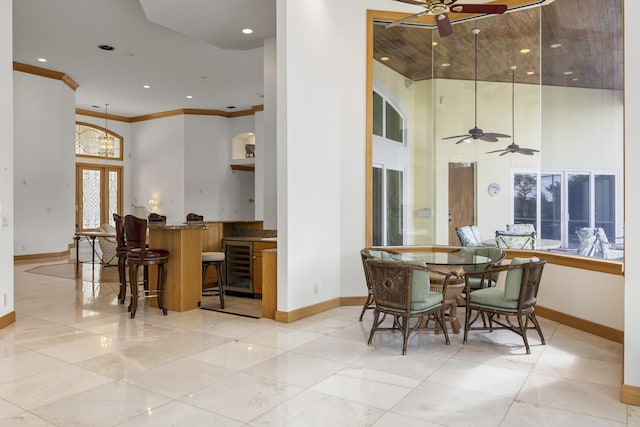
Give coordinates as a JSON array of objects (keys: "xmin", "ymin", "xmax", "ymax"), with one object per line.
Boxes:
[
  {"xmin": 26, "ymin": 263, "xmax": 121, "ymax": 282},
  {"xmin": 200, "ymin": 295, "xmax": 262, "ymax": 319}
]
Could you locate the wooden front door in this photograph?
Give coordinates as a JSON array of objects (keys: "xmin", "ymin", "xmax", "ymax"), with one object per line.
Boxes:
[
  {"xmin": 448, "ymin": 163, "xmax": 476, "ymax": 245},
  {"xmin": 75, "ymin": 163, "xmax": 123, "ymax": 232}
]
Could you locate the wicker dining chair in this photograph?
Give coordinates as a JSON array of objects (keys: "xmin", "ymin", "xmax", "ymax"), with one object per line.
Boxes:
[
  {"xmin": 463, "ymin": 257, "xmax": 546, "ymax": 354},
  {"xmin": 364, "ymin": 258, "xmax": 452, "ymax": 355}
]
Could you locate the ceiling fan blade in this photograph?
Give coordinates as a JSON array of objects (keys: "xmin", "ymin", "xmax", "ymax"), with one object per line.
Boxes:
[
  {"xmin": 518, "ymin": 148, "xmax": 540, "ymax": 155},
  {"xmin": 451, "ymin": 4, "xmax": 508, "ymax": 14},
  {"xmin": 435, "ymin": 13, "xmax": 454, "ymax": 37},
  {"xmin": 385, "ymin": 11, "xmax": 427, "ymax": 28},
  {"xmin": 394, "ymin": 0, "xmax": 426, "ymax": 5},
  {"xmin": 483, "ymin": 132, "xmax": 510, "ymax": 138},
  {"xmin": 479, "ymin": 135, "xmax": 499, "ymax": 142},
  {"xmin": 499, "ymin": 150, "xmax": 510, "ymax": 156},
  {"xmin": 485, "ymin": 149, "xmax": 506, "ymax": 154},
  {"xmin": 455, "ymin": 137, "xmax": 471, "ymax": 144},
  {"xmin": 442, "ymin": 134, "xmax": 471, "ymax": 140}
]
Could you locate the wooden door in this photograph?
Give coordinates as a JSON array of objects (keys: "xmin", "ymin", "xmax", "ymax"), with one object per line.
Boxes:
[
  {"xmin": 448, "ymin": 163, "xmax": 476, "ymax": 245},
  {"xmin": 75, "ymin": 163, "xmax": 123, "ymax": 232}
]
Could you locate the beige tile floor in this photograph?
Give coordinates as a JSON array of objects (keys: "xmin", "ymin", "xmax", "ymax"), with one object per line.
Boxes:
[{"xmin": 1, "ymin": 258, "xmax": 639, "ymax": 426}]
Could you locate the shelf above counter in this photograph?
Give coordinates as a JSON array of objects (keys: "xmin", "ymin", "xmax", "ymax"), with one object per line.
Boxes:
[{"xmin": 230, "ymin": 158, "xmax": 255, "ymax": 172}]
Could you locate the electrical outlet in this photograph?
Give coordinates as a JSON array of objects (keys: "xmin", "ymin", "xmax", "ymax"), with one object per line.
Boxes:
[{"xmin": 313, "ymin": 284, "xmax": 319, "ymax": 295}]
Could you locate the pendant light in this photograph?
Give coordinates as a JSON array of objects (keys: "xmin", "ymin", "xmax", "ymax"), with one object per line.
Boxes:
[{"xmin": 98, "ymin": 103, "xmax": 115, "ymax": 157}]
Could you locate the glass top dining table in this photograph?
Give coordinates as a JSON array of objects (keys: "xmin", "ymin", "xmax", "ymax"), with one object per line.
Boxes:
[{"xmin": 393, "ymin": 251, "xmax": 492, "ymax": 266}]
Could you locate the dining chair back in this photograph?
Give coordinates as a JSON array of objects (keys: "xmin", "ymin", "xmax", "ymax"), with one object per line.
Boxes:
[
  {"xmin": 455, "ymin": 225, "xmax": 483, "ymax": 246},
  {"xmin": 359, "ymin": 248, "xmax": 400, "ymax": 321},
  {"xmin": 364, "ymin": 258, "xmax": 452, "ymax": 354},
  {"xmin": 495, "ymin": 230, "xmax": 536, "ymax": 249},
  {"xmin": 463, "ymin": 257, "xmax": 546, "ymax": 354}
]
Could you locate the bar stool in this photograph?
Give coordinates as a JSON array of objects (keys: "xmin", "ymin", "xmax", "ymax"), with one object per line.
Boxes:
[
  {"xmin": 202, "ymin": 252, "xmax": 225, "ymax": 308},
  {"xmin": 186, "ymin": 212, "xmax": 203, "ymax": 222},
  {"xmin": 124, "ymin": 214, "xmax": 170, "ymax": 319},
  {"xmin": 113, "ymin": 213, "xmax": 128, "ymax": 304}
]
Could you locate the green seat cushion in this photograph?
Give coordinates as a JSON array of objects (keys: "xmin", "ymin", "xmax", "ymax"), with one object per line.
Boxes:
[{"xmin": 469, "ymin": 287, "xmax": 518, "ymax": 310}]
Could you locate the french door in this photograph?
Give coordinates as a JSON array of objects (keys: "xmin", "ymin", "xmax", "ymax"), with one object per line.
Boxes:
[{"xmin": 75, "ymin": 163, "xmax": 123, "ymax": 232}]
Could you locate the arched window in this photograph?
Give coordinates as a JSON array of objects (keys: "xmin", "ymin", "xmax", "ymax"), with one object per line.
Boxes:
[{"xmin": 75, "ymin": 122, "xmax": 123, "ymax": 160}]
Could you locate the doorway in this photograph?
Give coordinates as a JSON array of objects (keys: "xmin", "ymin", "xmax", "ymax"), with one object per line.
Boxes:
[
  {"xmin": 448, "ymin": 162, "xmax": 476, "ymax": 245},
  {"xmin": 75, "ymin": 163, "xmax": 123, "ymax": 231}
]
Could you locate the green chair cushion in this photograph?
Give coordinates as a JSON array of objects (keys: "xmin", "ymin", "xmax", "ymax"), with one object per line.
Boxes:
[
  {"xmin": 504, "ymin": 257, "xmax": 539, "ymax": 300},
  {"xmin": 469, "ymin": 287, "xmax": 518, "ymax": 310}
]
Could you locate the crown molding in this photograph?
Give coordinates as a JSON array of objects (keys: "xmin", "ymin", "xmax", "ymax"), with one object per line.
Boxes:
[{"xmin": 13, "ymin": 61, "xmax": 79, "ymax": 91}]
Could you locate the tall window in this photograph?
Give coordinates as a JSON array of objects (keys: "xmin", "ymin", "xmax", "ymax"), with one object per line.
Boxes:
[
  {"xmin": 512, "ymin": 170, "xmax": 618, "ymax": 249},
  {"xmin": 373, "ymin": 164, "xmax": 405, "ymax": 246},
  {"xmin": 373, "ymin": 90, "xmax": 405, "ymax": 145}
]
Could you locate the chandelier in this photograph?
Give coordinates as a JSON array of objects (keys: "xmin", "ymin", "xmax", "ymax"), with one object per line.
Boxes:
[{"xmin": 98, "ymin": 103, "xmax": 115, "ymax": 157}]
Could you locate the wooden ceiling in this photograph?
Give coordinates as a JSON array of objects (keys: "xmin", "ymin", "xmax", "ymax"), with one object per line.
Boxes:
[{"xmin": 372, "ymin": 0, "xmax": 623, "ymax": 90}]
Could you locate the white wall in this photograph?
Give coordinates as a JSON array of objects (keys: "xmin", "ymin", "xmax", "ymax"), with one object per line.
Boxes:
[
  {"xmin": 130, "ymin": 116, "xmax": 185, "ymax": 222},
  {"xmin": 624, "ymin": 0, "xmax": 640, "ymax": 391},
  {"xmin": 0, "ymin": 0, "xmax": 14, "ymax": 318},
  {"xmin": 13, "ymin": 72, "xmax": 76, "ymax": 255}
]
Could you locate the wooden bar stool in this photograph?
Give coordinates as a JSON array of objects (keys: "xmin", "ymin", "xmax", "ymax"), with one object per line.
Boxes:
[
  {"xmin": 113, "ymin": 213, "xmax": 128, "ymax": 305},
  {"xmin": 202, "ymin": 252, "xmax": 225, "ymax": 308},
  {"xmin": 124, "ymin": 215, "xmax": 170, "ymax": 319}
]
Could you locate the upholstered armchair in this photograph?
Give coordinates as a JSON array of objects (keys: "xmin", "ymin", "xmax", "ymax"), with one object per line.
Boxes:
[
  {"xmin": 463, "ymin": 257, "xmax": 547, "ymax": 354},
  {"xmin": 363, "ymin": 258, "xmax": 452, "ymax": 354},
  {"xmin": 455, "ymin": 225, "xmax": 484, "ymax": 246}
]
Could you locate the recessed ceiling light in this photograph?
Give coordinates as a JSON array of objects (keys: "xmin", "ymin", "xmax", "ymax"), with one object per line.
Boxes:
[
  {"xmin": 432, "ymin": 42, "xmax": 438, "ymax": 47},
  {"xmin": 442, "ymin": 62, "xmax": 451, "ymax": 67},
  {"xmin": 98, "ymin": 44, "xmax": 115, "ymax": 51},
  {"xmin": 572, "ymin": 78, "xmax": 579, "ymax": 81},
  {"xmin": 520, "ymin": 48, "xmax": 530, "ymax": 54},
  {"xmin": 563, "ymin": 71, "xmax": 573, "ymax": 75},
  {"xmin": 186, "ymin": 95, "xmax": 193, "ymax": 99},
  {"xmin": 92, "ymin": 105, "xmax": 100, "ymax": 109},
  {"xmin": 380, "ymin": 56, "xmax": 390, "ymax": 61},
  {"xmin": 226, "ymin": 106, "xmax": 236, "ymax": 109},
  {"xmin": 143, "ymin": 85, "xmax": 150, "ymax": 89},
  {"xmin": 550, "ymin": 43, "xmax": 562, "ymax": 48},
  {"xmin": 242, "ymin": 28, "xmax": 253, "ymax": 34},
  {"xmin": 37, "ymin": 58, "xmax": 47, "ymax": 63},
  {"xmin": 527, "ymin": 71, "xmax": 535, "ymax": 75}
]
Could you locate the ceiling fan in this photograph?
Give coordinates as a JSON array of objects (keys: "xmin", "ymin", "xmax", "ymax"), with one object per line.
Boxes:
[
  {"xmin": 486, "ymin": 66, "xmax": 540, "ymax": 156},
  {"xmin": 386, "ymin": 0, "xmax": 508, "ymax": 38},
  {"xmin": 442, "ymin": 28, "xmax": 510, "ymax": 144}
]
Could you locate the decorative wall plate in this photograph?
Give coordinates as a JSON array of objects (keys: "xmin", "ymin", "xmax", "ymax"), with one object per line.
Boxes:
[{"xmin": 488, "ymin": 182, "xmax": 501, "ymax": 196}]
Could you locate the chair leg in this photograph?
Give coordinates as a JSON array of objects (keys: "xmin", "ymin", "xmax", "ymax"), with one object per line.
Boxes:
[
  {"xmin": 117, "ymin": 256, "xmax": 127, "ymax": 304},
  {"xmin": 214, "ymin": 262, "xmax": 225, "ymax": 309},
  {"xmin": 158, "ymin": 263, "xmax": 168, "ymax": 315},
  {"xmin": 436, "ymin": 308, "xmax": 450, "ymax": 345},
  {"xmin": 368, "ymin": 309, "xmax": 380, "ymax": 345},
  {"xmin": 401, "ymin": 315, "xmax": 410, "ymax": 355},
  {"xmin": 516, "ymin": 315, "xmax": 531, "ymax": 354},
  {"xmin": 529, "ymin": 312, "xmax": 546, "ymax": 345},
  {"xmin": 128, "ymin": 264, "xmax": 139, "ymax": 319},
  {"xmin": 359, "ymin": 293, "xmax": 374, "ymax": 321},
  {"xmin": 202, "ymin": 263, "xmax": 209, "ymax": 293},
  {"xmin": 463, "ymin": 304, "xmax": 472, "ymax": 344}
]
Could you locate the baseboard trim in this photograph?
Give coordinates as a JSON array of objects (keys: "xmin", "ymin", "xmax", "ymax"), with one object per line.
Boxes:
[
  {"xmin": 0, "ymin": 311, "xmax": 16, "ymax": 329},
  {"xmin": 536, "ymin": 305, "xmax": 623, "ymax": 343},
  {"xmin": 622, "ymin": 384, "xmax": 640, "ymax": 406},
  {"xmin": 275, "ymin": 298, "xmax": 342, "ymax": 323},
  {"xmin": 14, "ymin": 251, "xmax": 69, "ymax": 262},
  {"xmin": 340, "ymin": 296, "xmax": 367, "ymax": 306}
]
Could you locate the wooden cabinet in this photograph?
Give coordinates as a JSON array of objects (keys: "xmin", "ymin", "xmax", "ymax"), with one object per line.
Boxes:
[
  {"xmin": 253, "ymin": 241, "xmax": 277, "ymax": 296},
  {"xmin": 262, "ymin": 249, "xmax": 277, "ymax": 319}
]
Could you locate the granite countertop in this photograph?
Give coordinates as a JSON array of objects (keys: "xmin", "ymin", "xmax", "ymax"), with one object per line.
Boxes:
[{"xmin": 148, "ymin": 223, "xmax": 206, "ymax": 230}]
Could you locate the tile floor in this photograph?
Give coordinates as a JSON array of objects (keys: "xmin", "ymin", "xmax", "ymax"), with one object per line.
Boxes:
[{"xmin": 1, "ymin": 259, "xmax": 639, "ymax": 426}]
